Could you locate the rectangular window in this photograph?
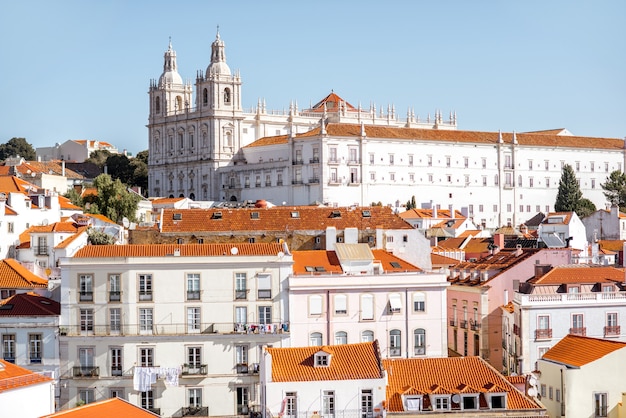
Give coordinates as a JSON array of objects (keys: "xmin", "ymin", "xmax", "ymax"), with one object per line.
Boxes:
[
  {"xmin": 235, "ymin": 272, "xmax": 247, "ymax": 300},
  {"xmin": 110, "ymin": 388, "xmax": 124, "ymax": 399},
  {"xmin": 389, "ymin": 154, "xmax": 394, "ymax": 165},
  {"xmin": 370, "ymin": 172, "xmax": 376, "ymax": 181},
  {"xmin": 187, "ymin": 307, "xmax": 201, "ymax": 332},
  {"xmin": 369, "ymin": 153, "xmax": 375, "ymax": 164},
  {"xmin": 109, "ymin": 274, "xmax": 121, "ymax": 302},
  {"xmin": 79, "ymin": 274, "xmax": 93, "ymax": 302},
  {"xmin": 361, "ymin": 294, "xmax": 374, "ymax": 321},
  {"xmin": 139, "ymin": 274, "xmax": 152, "ymax": 301},
  {"xmin": 188, "ymin": 388, "xmax": 202, "ymax": 408},
  {"xmin": 427, "ymin": 155, "xmax": 432, "ymax": 167},
  {"xmin": 329, "ymin": 147, "xmax": 337, "ymax": 162},
  {"xmin": 29, "ymin": 334, "xmax": 42, "ymax": 363},
  {"xmin": 139, "ymin": 308, "xmax": 153, "ymax": 333},
  {"xmin": 277, "ymin": 173, "xmax": 283, "ymax": 186},
  {"xmin": 528, "ymin": 160, "xmax": 533, "ymax": 170},
  {"xmin": 389, "ymin": 330, "xmax": 402, "ymax": 356},
  {"xmin": 2, "ymin": 334, "xmax": 16, "ymax": 362},
  {"xmin": 111, "ymin": 347, "xmax": 123, "ymax": 376},
  {"xmin": 361, "ymin": 389, "xmax": 373, "ymax": 417},
  {"xmin": 139, "ymin": 347, "xmax": 154, "ymax": 367},
  {"xmin": 323, "ymin": 390, "xmax": 335, "ymax": 417},
  {"xmin": 464, "ymin": 157, "xmax": 469, "ymax": 168},
  {"xmin": 188, "ymin": 346, "xmax": 202, "ymax": 369},
  {"xmin": 79, "ymin": 347, "xmax": 94, "ymax": 370},
  {"xmin": 236, "ymin": 344, "xmax": 248, "ymax": 366},
  {"xmin": 141, "ymin": 390, "xmax": 154, "ymax": 410},
  {"xmin": 236, "ymin": 387, "xmax": 250, "ymax": 415},
  {"xmin": 79, "ymin": 389, "xmax": 95, "ymax": 405},
  {"xmin": 482, "ymin": 176, "xmax": 487, "ymax": 186},
  {"xmin": 80, "ymin": 309, "xmax": 94, "ymax": 332},
  {"xmin": 187, "ymin": 273, "xmax": 200, "ymax": 300},
  {"xmin": 109, "ymin": 308, "xmax": 121, "ymax": 333},
  {"xmin": 235, "ymin": 306, "xmax": 247, "ymax": 327},
  {"xmin": 545, "ymin": 160, "xmax": 549, "ymax": 170},
  {"xmin": 309, "ymin": 295, "xmax": 323, "ymax": 316},
  {"xmin": 258, "ymin": 306, "xmax": 271, "ymax": 325},
  {"xmin": 435, "ymin": 397, "xmax": 449, "ymax": 410},
  {"xmin": 446, "ymin": 156, "xmax": 451, "ymax": 167},
  {"xmin": 257, "ymin": 273, "xmax": 271, "ymax": 299},
  {"xmin": 529, "ymin": 177, "xmax": 534, "ymax": 187},
  {"xmin": 334, "ymin": 294, "xmax": 347, "ymax": 315},
  {"xmin": 408, "ymin": 155, "xmax": 413, "ymax": 166},
  {"xmin": 413, "ymin": 293, "xmax": 425, "ymax": 312},
  {"xmin": 482, "ymin": 158, "xmax": 487, "ymax": 168}
]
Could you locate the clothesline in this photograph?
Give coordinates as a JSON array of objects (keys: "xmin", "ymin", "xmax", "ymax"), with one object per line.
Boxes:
[{"xmin": 133, "ymin": 366, "xmax": 181, "ymax": 392}]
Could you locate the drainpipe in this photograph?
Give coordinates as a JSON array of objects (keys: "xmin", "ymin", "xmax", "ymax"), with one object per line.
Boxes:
[
  {"xmin": 405, "ymin": 288, "xmax": 409, "ymax": 358},
  {"xmin": 326, "ymin": 290, "xmax": 331, "ymax": 345}
]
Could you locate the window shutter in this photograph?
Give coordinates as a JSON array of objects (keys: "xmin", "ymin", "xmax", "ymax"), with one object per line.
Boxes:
[
  {"xmin": 310, "ymin": 295, "xmax": 322, "ymax": 315},
  {"xmin": 361, "ymin": 294, "xmax": 374, "ymax": 320}
]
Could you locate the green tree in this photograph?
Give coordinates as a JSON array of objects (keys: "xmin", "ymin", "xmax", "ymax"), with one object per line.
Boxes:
[
  {"xmin": 86, "ymin": 150, "xmax": 112, "ymax": 167},
  {"xmin": 105, "ymin": 154, "xmax": 133, "ymax": 185},
  {"xmin": 0, "ymin": 137, "xmax": 36, "ymax": 160},
  {"xmin": 555, "ymin": 164, "xmax": 582, "ymax": 212},
  {"xmin": 64, "ymin": 188, "xmax": 83, "ymax": 207},
  {"xmin": 406, "ymin": 195, "xmax": 417, "ymax": 210},
  {"xmin": 87, "ymin": 228, "xmax": 115, "ymax": 245},
  {"xmin": 576, "ymin": 198, "xmax": 597, "ymax": 218},
  {"xmin": 129, "ymin": 150, "xmax": 148, "ymax": 194},
  {"xmin": 90, "ymin": 174, "xmax": 140, "ymax": 223},
  {"xmin": 601, "ymin": 170, "xmax": 626, "ymax": 209}
]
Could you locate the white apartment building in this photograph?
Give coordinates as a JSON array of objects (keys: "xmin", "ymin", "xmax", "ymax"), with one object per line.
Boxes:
[
  {"xmin": 290, "ymin": 244, "xmax": 449, "ymax": 358},
  {"xmin": 36, "ymin": 139, "xmax": 119, "ymax": 162},
  {"xmin": 147, "ymin": 33, "xmax": 625, "ymax": 229},
  {"xmin": 513, "ymin": 264, "xmax": 626, "ymax": 374},
  {"xmin": 58, "ymin": 243, "xmax": 292, "ymax": 416}
]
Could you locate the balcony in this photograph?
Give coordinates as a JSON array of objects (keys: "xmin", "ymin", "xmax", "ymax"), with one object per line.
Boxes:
[
  {"xmin": 30, "ymin": 357, "xmax": 42, "ymax": 364},
  {"xmin": 147, "ymin": 408, "xmax": 161, "ymax": 415},
  {"xmin": 235, "ymin": 290, "xmax": 248, "ymax": 300},
  {"xmin": 414, "ymin": 347, "xmax": 425, "ymax": 355},
  {"xmin": 389, "ymin": 348, "xmax": 401, "ymax": 357},
  {"xmin": 470, "ymin": 321, "xmax": 481, "ymax": 331},
  {"xmin": 236, "ymin": 363, "xmax": 249, "ymax": 374},
  {"xmin": 347, "ymin": 159, "xmax": 361, "ymax": 165},
  {"xmin": 535, "ymin": 328, "xmax": 552, "ymax": 340},
  {"xmin": 109, "ymin": 291, "xmax": 121, "ymax": 302},
  {"xmin": 308, "ymin": 177, "xmax": 320, "ymax": 184},
  {"xmin": 604, "ymin": 325, "xmax": 621, "ymax": 337},
  {"xmin": 111, "ymin": 366, "xmax": 123, "ymax": 377},
  {"xmin": 176, "ymin": 406, "xmax": 209, "ymax": 417},
  {"xmin": 2, "ymin": 357, "xmax": 15, "ymax": 363},
  {"xmin": 569, "ymin": 327, "xmax": 586, "ymax": 336},
  {"xmin": 139, "ymin": 291, "xmax": 153, "ymax": 301},
  {"xmin": 181, "ymin": 364, "xmax": 208, "ymax": 376},
  {"xmin": 60, "ymin": 321, "xmax": 289, "ymax": 336},
  {"xmin": 291, "ymin": 180, "xmax": 304, "ymax": 185},
  {"xmin": 258, "ymin": 289, "xmax": 272, "ymax": 299},
  {"xmin": 449, "ymin": 319, "xmax": 457, "ymax": 327},
  {"xmin": 292, "ymin": 160, "xmax": 304, "ymax": 165},
  {"xmin": 73, "ymin": 366, "xmax": 100, "ymax": 378},
  {"xmin": 309, "ymin": 157, "xmax": 320, "ymax": 163},
  {"xmin": 34, "ymin": 246, "xmax": 48, "ymax": 256},
  {"xmin": 460, "ymin": 320, "xmax": 468, "ymax": 329},
  {"xmin": 328, "ymin": 158, "xmax": 340, "ymax": 165},
  {"xmin": 79, "ymin": 291, "xmax": 93, "ymax": 302},
  {"xmin": 187, "ymin": 291, "xmax": 200, "ymax": 301}
]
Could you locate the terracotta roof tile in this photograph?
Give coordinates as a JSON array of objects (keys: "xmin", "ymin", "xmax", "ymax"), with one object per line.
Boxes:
[
  {"xmin": 54, "ymin": 227, "xmax": 88, "ymax": 249},
  {"xmin": 529, "ymin": 265, "xmax": 625, "ymax": 285},
  {"xmin": 58, "ymin": 195, "xmax": 82, "ymax": 210},
  {"xmin": 0, "ymin": 259, "xmax": 48, "ymax": 289},
  {"xmin": 431, "ymin": 253, "xmax": 460, "ymax": 266},
  {"xmin": 0, "ymin": 360, "xmax": 52, "ymax": 393},
  {"xmin": 160, "ymin": 206, "xmax": 411, "ymax": 233},
  {"xmin": 372, "ymin": 250, "xmax": 421, "ymax": 272},
  {"xmin": 0, "ymin": 292, "xmax": 60, "ymax": 316},
  {"xmin": 0, "ymin": 161, "xmax": 84, "ymax": 179},
  {"xmin": 398, "ymin": 208, "xmax": 464, "ymax": 220},
  {"xmin": 292, "ymin": 250, "xmax": 420, "ymax": 274},
  {"xmin": 41, "ymin": 397, "xmax": 159, "ymax": 417},
  {"xmin": 29, "ymin": 222, "xmax": 79, "ymax": 233},
  {"xmin": 267, "ymin": 341, "xmax": 383, "ymax": 382},
  {"xmin": 598, "ymin": 240, "xmax": 626, "ymax": 252},
  {"xmin": 541, "ymin": 212, "xmax": 573, "ymax": 225},
  {"xmin": 73, "ymin": 243, "xmax": 286, "ymax": 258},
  {"xmin": 542, "ymin": 334, "xmax": 626, "ymax": 367},
  {"xmin": 383, "ymin": 357, "xmax": 541, "ymax": 412},
  {"xmin": 0, "ymin": 176, "xmax": 34, "ymax": 193}
]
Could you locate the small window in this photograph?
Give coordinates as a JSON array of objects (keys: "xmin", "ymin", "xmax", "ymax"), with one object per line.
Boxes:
[
  {"xmin": 362, "ymin": 210, "xmax": 371, "ymax": 217},
  {"xmin": 250, "ymin": 212, "xmax": 259, "ymax": 219},
  {"xmin": 212, "ymin": 212, "xmax": 222, "ymax": 220},
  {"xmin": 390, "ymin": 261, "xmax": 401, "ymax": 269},
  {"xmin": 315, "ymin": 266, "xmax": 326, "ymax": 272},
  {"xmin": 330, "ymin": 211, "xmax": 341, "ymax": 218},
  {"xmin": 290, "ymin": 211, "xmax": 300, "ymax": 218},
  {"xmin": 173, "ymin": 213, "xmax": 182, "ymax": 220}
]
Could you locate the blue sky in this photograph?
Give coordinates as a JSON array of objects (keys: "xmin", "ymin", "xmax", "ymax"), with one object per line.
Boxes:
[{"xmin": 1, "ymin": 1, "xmax": 625, "ymax": 156}]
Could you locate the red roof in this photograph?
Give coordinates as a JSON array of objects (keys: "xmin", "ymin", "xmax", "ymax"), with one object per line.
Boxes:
[
  {"xmin": 73, "ymin": 243, "xmax": 286, "ymax": 258},
  {"xmin": 0, "ymin": 259, "xmax": 48, "ymax": 289},
  {"xmin": 529, "ymin": 265, "xmax": 625, "ymax": 285},
  {"xmin": 0, "ymin": 292, "xmax": 60, "ymax": 316},
  {"xmin": 292, "ymin": 249, "xmax": 420, "ymax": 274},
  {"xmin": 0, "ymin": 360, "xmax": 52, "ymax": 393},
  {"xmin": 41, "ymin": 397, "xmax": 159, "ymax": 417},
  {"xmin": 542, "ymin": 334, "xmax": 626, "ymax": 367}
]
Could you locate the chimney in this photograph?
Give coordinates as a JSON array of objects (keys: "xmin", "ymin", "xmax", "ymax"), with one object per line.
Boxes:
[
  {"xmin": 449, "ymin": 204, "xmax": 455, "ymax": 219},
  {"xmin": 433, "ymin": 204, "xmax": 438, "ymax": 219},
  {"xmin": 493, "ymin": 233, "xmax": 505, "ymax": 250},
  {"xmin": 62, "ymin": 160, "xmax": 66, "ymax": 177}
]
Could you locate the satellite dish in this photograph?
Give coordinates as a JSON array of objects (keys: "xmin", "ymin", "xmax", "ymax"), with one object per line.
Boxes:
[
  {"xmin": 230, "ymin": 247, "xmax": 239, "ymax": 255},
  {"xmin": 42, "ymin": 219, "xmax": 49, "ymax": 226},
  {"xmin": 529, "ymin": 376, "xmax": 537, "ymax": 386},
  {"xmin": 527, "ymin": 387, "xmax": 537, "ymax": 397},
  {"xmin": 122, "ymin": 217, "xmax": 130, "ymax": 228},
  {"xmin": 277, "ymin": 251, "xmax": 285, "ymax": 258},
  {"xmin": 451, "ymin": 394, "xmax": 461, "ymax": 403}
]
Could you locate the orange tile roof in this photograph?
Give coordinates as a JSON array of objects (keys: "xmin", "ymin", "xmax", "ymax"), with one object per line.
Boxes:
[
  {"xmin": 598, "ymin": 240, "xmax": 626, "ymax": 252},
  {"xmin": 0, "ymin": 176, "xmax": 34, "ymax": 193},
  {"xmin": 542, "ymin": 334, "xmax": 626, "ymax": 367},
  {"xmin": 541, "ymin": 212, "xmax": 573, "ymax": 225},
  {"xmin": 73, "ymin": 139, "xmax": 115, "ymax": 148},
  {"xmin": 267, "ymin": 341, "xmax": 383, "ymax": 382},
  {"xmin": 160, "ymin": 206, "xmax": 412, "ymax": 233},
  {"xmin": 86, "ymin": 213, "xmax": 117, "ymax": 224},
  {"xmin": 372, "ymin": 250, "xmax": 421, "ymax": 272},
  {"xmin": 458, "ymin": 229, "xmax": 480, "ymax": 238},
  {"xmin": 529, "ymin": 265, "xmax": 625, "ymax": 285},
  {"xmin": 41, "ymin": 397, "xmax": 159, "ymax": 417},
  {"xmin": 434, "ymin": 237, "xmax": 469, "ymax": 250},
  {"xmin": 383, "ymin": 357, "xmax": 541, "ymax": 412},
  {"xmin": 292, "ymin": 250, "xmax": 420, "ymax": 274},
  {"xmin": 505, "ymin": 375, "xmax": 528, "ymax": 385},
  {"xmin": 73, "ymin": 243, "xmax": 286, "ymax": 258},
  {"xmin": 431, "ymin": 253, "xmax": 460, "ymax": 266},
  {"xmin": 58, "ymin": 195, "xmax": 82, "ymax": 210},
  {"xmin": 54, "ymin": 227, "xmax": 88, "ymax": 249},
  {"xmin": 0, "ymin": 259, "xmax": 48, "ymax": 289},
  {"xmin": 81, "ymin": 187, "xmax": 97, "ymax": 197},
  {"xmin": 0, "ymin": 292, "xmax": 60, "ymax": 316},
  {"xmin": 151, "ymin": 197, "xmax": 185, "ymax": 205},
  {"xmin": 3, "ymin": 205, "xmax": 18, "ymax": 216},
  {"xmin": 0, "ymin": 360, "xmax": 52, "ymax": 393},
  {"xmin": 0, "ymin": 161, "xmax": 84, "ymax": 179},
  {"xmin": 29, "ymin": 222, "xmax": 79, "ymax": 233},
  {"xmin": 398, "ymin": 208, "xmax": 464, "ymax": 220}
]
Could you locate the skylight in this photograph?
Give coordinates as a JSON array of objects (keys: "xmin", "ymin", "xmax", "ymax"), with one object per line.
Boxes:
[
  {"xmin": 290, "ymin": 211, "xmax": 300, "ymax": 218},
  {"xmin": 390, "ymin": 261, "xmax": 402, "ymax": 268}
]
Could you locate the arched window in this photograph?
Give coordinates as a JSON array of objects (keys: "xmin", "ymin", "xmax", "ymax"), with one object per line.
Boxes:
[
  {"xmin": 202, "ymin": 88, "xmax": 208, "ymax": 105},
  {"xmin": 189, "ymin": 193, "xmax": 195, "ymax": 200},
  {"xmin": 224, "ymin": 88, "xmax": 231, "ymax": 104},
  {"xmin": 361, "ymin": 330, "xmax": 374, "ymax": 343},
  {"xmin": 155, "ymin": 97, "xmax": 161, "ymax": 114},
  {"xmin": 389, "ymin": 329, "xmax": 401, "ymax": 356},
  {"xmin": 176, "ymin": 96, "xmax": 183, "ymax": 111},
  {"xmin": 335, "ymin": 331, "xmax": 347, "ymax": 345},
  {"xmin": 310, "ymin": 332, "xmax": 322, "ymax": 346},
  {"xmin": 414, "ymin": 329, "xmax": 426, "ymax": 355}
]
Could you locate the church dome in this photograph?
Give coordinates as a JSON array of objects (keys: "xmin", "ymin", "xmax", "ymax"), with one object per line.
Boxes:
[
  {"xmin": 158, "ymin": 39, "xmax": 183, "ymax": 86},
  {"xmin": 159, "ymin": 70, "xmax": 183, "ymax": 86},
  {"xmin": 207, "ymin": 61, "xmax": 231, "ymax": 76},
  {"xmin": 206, "ymin": 31, "xmax": 231, "ymax": 76}
]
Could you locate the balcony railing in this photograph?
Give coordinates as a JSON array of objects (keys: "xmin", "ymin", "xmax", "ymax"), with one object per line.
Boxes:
[
  {"xmin": 176, "ymin": 406, "xmax": 209, "ymax": 417},
  {"xmin": 470, "ymin": 322, "xmax": 481, "ymax": 331},
  {"xmin": 60, "ymin": 322, "xmax": 289, "ymax": 336},
  {"xmin": 73, "ymin": 366, "xmax": 100, "ymax": 377},
  {"xmin": 449, "ymin": 319, "xmax": 457, "ymax": 327},
  {"xmin": 258, "ymin": 289, "xmax": 272, "ymax": 299},
  {"xmin": 34, "ymin": 246, "xmax": 48, "ymax": 256},
  {"xmin": 328, "ymin": 158, "xmax": 340, "ymax": 165},
  {"xmin": 30, "ymin": 357, "xmax": 42, "ymax": 364},
  {"xmin": 187, "ymin": 291, "xmax": 200, "ymax": 300},
  {"xmin": 460, "ymin": 320, "xmax": 468, "ymax": 329},
  {"xmin": 535, "ymin": 328, "xmax": 552, "ymax": 340},
  {"xmin": 147, "ymin": 408, "xmax": 161, "ymax": 415},
  {"xmin": 292, "ymin": 160, "xmax": 304, "ymax": 165},
  {"xmin": 79, "ymin": 291, "xmax": 93, "ymax": 302},
  {"xmin": 139, "ymin": 291, "xmax": 153, "ymax": 301},
  {"xmin": 569, "ymin": 327, "xmax": 586, "ymax": 336},
  {"xmin": 389, "ymin": 348, "xmax": 401, "ymax": 357},
  {"xmin": 515, "ymin": 291, "xmax": 626, "ymax": 305},
  {"xmin": 291, "ymin": 180, "xmax": 304, "ymax": 185},
  {"xmin": 109, "ymin": 291, "xmax": 121, "ymax": 302},
  {"xmin": 235, "ymin": 290, "xmax": 248, "ymax": 300},
  {"xmin": 309, "ymin": 157, "xmax": 320, "ymax": 163},
  {"xmin": 236, "ymin": 363, "xmax": 249, "ymax": 374},
  {"xmin": 181, "ymin": 364, "xmax": 208, "ymax": 376},
  {"xmin": 604, "ymin": 325, "xmax": 621, "ymax": 337},
  {"xmin": 111, "ymin": 366, "xmax": 123, "ymax": 377},
  {"xmin": 308, "ymin": 177, "xmax": 320, "ymax": 184}
]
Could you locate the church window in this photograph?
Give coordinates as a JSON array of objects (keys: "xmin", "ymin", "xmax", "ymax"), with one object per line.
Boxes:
[
  {"xmin": 224, "ymin": 88, "xmax": 231, "ymax": 104},
  {"xmin": 169, "ymin": 135, "xmax": 174, "ymax": 150},
  {"xmin": 189, "ymin": 133, "xmax": 194, "ymax": 148},
  {"xmin": 202, "ymin": 88, "xmax": 208, "ymax": 106},
  {"xmin": 179, "ymin": 133, "xmax": 184, "ymax": 149},
  {"xmin": 155, "ymin": 97, "xmax": 161, "ymax": 114},
  {"xmin": 176, "ymin": 96, "xmax": 183, "ymax": 111}
]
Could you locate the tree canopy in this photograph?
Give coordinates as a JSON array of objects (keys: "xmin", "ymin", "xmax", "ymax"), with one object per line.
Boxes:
[
  {"xmin": 0, "ymin": 137, "xmax": 36, "ymax": 161},
  {"xmin": 554, "ymin": 164, "xmax": 596, "ymax": 217},
  {"xmin": 86, "ymin": 150, "xmax": 112, "ymax": 167},
  {"xmin": 85, "ymin": 174, "xmax": 141, "ymax": 223},
  {"xmin": 601, "ymin": 170, "xmax": 626, "ymax": 210}
]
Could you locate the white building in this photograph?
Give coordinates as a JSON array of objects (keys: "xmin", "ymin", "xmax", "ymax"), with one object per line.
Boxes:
[
  {"xmin": 0, "ymin": 359, "xmax": 55, "ymax": 417},
  {"xmin": 57, "ymin": 243, "xmax": 292, "ymax": 416},
  {"xmin": 537, "ymin": 211, "xmax": 587, "ymax": 250},
  {"xmin": 289, "ymin": 244, "xmax": 449, "ymax": 358},
  {"xmin": 537, "ymin": 334, "xmax": 626, "ymax": 418},
  {"xmin": 513, "ymin": 264, "xmax": 626, "ymax": 374},
  {"xmin": 36, "ymin": 139, "xmax": 119, "ymax": 162},
  {"xmin": 147, "ymin": 34, "xmax": 625, "ymax": 229},
  {"xmin": 261, "ymin": 341, "xmax": 387, "ymax": 418},
  {"xmin": 581, "ymin": 204, "xmax": 626, "ymax": 242}
]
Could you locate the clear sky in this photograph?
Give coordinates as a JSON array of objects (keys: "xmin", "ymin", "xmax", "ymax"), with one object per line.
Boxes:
[{"xmin": 1, "ymin": 1, "xmax": 625, "ymax": 156}]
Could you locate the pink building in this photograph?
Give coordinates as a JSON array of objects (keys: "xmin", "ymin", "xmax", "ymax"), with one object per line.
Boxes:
[{"xmin": 446, "ymin": 246, "xmax": 572, "ymax": 372}]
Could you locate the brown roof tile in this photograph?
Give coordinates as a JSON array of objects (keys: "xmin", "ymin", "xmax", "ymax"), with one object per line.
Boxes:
[
  {"xmin": 542, "ymin": 334, "xmax": 626, "ymax": 367},
  {"xmin": 0, "ymin": 259, "xmax": 48, "ymax": 289},
  {"xmin": 73, "ymin": 243, "xmax": 286, "ymax": 258},
  {"xmin": 0, "ymin": 360, "xmax": 52, "ymax": 393},
  {"xmin": 0, "ymin": 292, "xmax": 60, "ymax": 316},
  {"xmin": 529, "ymin": 265, "xmax": 625, "ymax": 285},
  {"xmin": 41, "ymin": 397, "xmax": 159, "ymax": 418}
]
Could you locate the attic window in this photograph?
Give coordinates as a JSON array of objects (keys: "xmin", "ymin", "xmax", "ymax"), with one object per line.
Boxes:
[
  {"xmin": 314, "ymin": 352, "xmax": 331, "ymax": 367},
  {"xmin": 173, "ymin": 213, "xmax": 182, "ymax": 220},
  {"xmin": 250, "ymin": 212, "xmax": 260, "ymax": 219},
  {"xmin": 212, "ymin": 212, "xmax": 222, "ymax": 220},
  {"xmin": 403, "ymin": 396, "xmax": 423, "ymax": 411},
  {"xmin": 0, "ymin": 304, "xmax": 13, "ymax": 310},
  {"xmin": 290, "ymin": 211, "xmax": 300, "ymax": 218},
  {"xmin": 40, "ymin": 300, "xmax": 51, "ymax": 305},
  {"xmin": 547, "ymin": 217, "xmax": 563, "ymax": 224},
  {"xmin": 315, "ymin": 266, "xmax": 326, "ymax": 272},
  {"xmin": 330, "ymin": 211, "xmax": 341, "ymax": 218},
  {"xmin": 488, "ymin": 394, "xmax": 507, "ymax": 409},
  {"xmin": 462, "ymin": 395, "xmax": 479, "ymax": 410},
  {"xmin": 362, "ymin": 210, "xmax": 371, "ymax": 218},
  {"xmin": 305, "ymin": 266, "xmax": 315, "ymax": 272},
  {"xmin": 390, "ymin": 261, "xmax": 402, "ymax": 269}
]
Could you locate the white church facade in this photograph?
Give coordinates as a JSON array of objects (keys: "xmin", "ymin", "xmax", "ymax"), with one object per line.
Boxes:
[{"xmin": 147, "ymin": 32, "xmax": 626, "ymax": 229}]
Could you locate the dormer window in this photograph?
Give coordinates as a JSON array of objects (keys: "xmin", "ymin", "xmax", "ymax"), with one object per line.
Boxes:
[
  {"xmin": 402, "ymin": 395, "xmax": 423, "ymax": 411},
  {"xmin": 488, "ymin": 393, "xmax": 507, "ymax": 409},
  {"xmin": 314, "ymin": 350, "xmax": 332, "ymax": 367},
  {"xmin": 330, "ymin": 211, "xmax": 341, "ymax": 218},
  {"xmin": 432, "ymin": 396, "xmax": 450, "ymax": 411},
  {"xmin": 461, "ymin": 394, "xmax": 479, "ymax": 410}
]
